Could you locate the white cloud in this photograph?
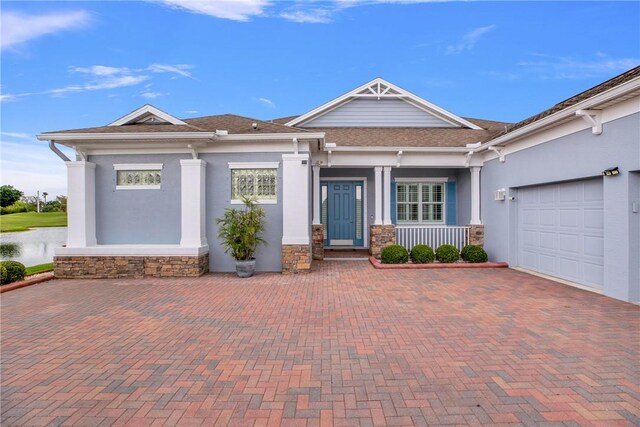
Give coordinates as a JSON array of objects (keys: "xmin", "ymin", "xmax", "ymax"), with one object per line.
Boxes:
[
  {"xmin": 257, "ymin": 97, "xmax": 276, "ymax": 108},
  {"xmin": 72, "ymin": 65, "xmax": 129, "ymax": 76},
  {"xmin": 446, "ymin": 24, "xmax": 496, "ymax": 55},
  {"xmin": 153, "ymin": 0, "xmax": 271, "ymax": 21},
  {"xmin": 141, "ymin": 91, "xmax": 163, "ymax": 99},
  {"xmin": 518, "ymin": 54, "xmax": 640, "ymax": 79},
  {"xmin": 1, "ymin": 10, "xmax": 91, "ymax": 51},
  {"xmin": 280, "ymin": 9, "xmax": 333, "ymax": 23},
  {"xmin": 147, "ymin": 63, "xmax": 194, "ymax": 78},
  {"xmin": 0, "ymin": 132, "xmax": 31, "ymax": 140},
  {"xmin": 2, "ymin": 63, "xmax": 194, "ymax": 101},
  {"xmin": 186, "ymin": 110, "xmax": 199, "ymax": 114},
  {"xmin": 0, "ymin": 140, "xmax": 72, "ymax": 197}
]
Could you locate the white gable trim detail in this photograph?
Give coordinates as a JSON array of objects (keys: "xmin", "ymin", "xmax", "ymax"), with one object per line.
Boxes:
[
  {"xmin": 286, "ymin": 78, "xmax": 482, "ymax": 130},
  {"xmin": 108, "ymin": 104, "xmax": 187, "ymax": 126}
]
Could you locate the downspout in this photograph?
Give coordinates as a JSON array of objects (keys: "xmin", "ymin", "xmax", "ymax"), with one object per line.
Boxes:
[{"xmin": 48, "ymin": 141, "xmax": 70, "ymax": 162}]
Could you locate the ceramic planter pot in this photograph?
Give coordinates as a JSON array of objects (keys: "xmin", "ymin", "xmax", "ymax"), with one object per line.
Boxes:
[{"xmin": 235, "ymin": 259, "xmax": 256, "ymax": 278}]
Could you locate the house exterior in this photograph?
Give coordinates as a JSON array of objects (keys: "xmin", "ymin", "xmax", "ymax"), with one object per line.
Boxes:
[{"xmin": 38, "ymin": 67, "xmax": 640, "ymax": 302}]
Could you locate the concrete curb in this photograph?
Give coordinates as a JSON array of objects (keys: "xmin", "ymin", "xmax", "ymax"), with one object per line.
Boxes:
[
  {"xmin": 0, "ymin": 273, "xmax": 55, "ymax": 293},
  {"xmin": 369, "ymin": 256, "xmax": 509, "ymax": 269}
]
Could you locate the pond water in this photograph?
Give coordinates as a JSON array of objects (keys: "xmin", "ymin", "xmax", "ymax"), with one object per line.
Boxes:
[{"xmin": 0, "ymin": 227, "xmax": 67, "ymax": 267}]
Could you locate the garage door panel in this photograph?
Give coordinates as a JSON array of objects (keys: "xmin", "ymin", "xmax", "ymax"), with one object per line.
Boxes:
[
  {"xmin": 539, "ymin": 209, "xmax": 556, "ymax": 226},
  {"xmin": 583, "ymin": 235, "xmax": 604, "ymax": 257},
  {"xmin": 521, "ymin": 209, "xmax": 538, "ymax": 226},
  {"xmin": 558, "ymin": 233, "xmax": 579, "ymax": 253},
  {"xmin": 584, "ymin": 180, "xmax": 604, "ymax": 201},
  {"xmin": 538, "ymin": 253, "xmax": 556, "ymax": 272},
  {"xmin": 558, "ymin": 184, "xmax": 579, "ymax": 202},
  {"xmin": 583, "ymin": 262, "xmax": 604, "ymax": 286},
  {"xmin": 518, "ymin": 178, "xmax": 603, "ymax": 290},
  {"xmin": 584, "ymin": 208, "xmax": 604, "ymax": 230},
  {"xmin": 539, "ymin": 231, "xmax": 557, "ymax": 250},
  {"xmin": 558, "ymin": 209, "xmax": 579, "ymax": 228}
]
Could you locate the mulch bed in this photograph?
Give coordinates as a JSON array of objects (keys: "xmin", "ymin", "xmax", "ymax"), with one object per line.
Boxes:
[{"xmin": 369, "ymin": 256, "xmax": 508, "ymax": 269}]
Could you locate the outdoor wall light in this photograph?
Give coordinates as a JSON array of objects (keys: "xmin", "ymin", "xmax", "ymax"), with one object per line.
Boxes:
[{"xmin": 602, "ymin": 167, "xmax": 620, "ymax": 177}]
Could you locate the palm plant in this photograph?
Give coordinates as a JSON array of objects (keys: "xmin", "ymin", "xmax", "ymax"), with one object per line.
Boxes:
[{"xmin": 216, "ymin": 196, "xmax": 266, "ymax": 261}]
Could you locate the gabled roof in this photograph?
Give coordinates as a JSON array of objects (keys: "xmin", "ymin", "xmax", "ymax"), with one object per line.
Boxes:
[
  {"xmin": 109, "ymin": 104, "xmax": 187, "ymax": 126},
  {"xmin": 504, "ymin": 66, "xmax": 640, "ymax": 135},
  {"xmin": 286, "ymin": 77, "xmax": 482, "ymax": 130},
  {"xmin": 41, "ymin": 113, "xmax": 312, "ymax": 135},
  {"xmin": 295, "ymin": 117, "xmax": 509, "ymax": 148}
]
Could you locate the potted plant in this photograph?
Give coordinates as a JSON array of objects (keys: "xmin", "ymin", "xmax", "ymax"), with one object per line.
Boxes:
[{"xmin": 216, "ymin": 196, "xmax": 266, "ymax": 277}]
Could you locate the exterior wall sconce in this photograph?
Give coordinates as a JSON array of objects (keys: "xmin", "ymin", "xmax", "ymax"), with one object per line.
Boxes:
[{"xmin": 602, "ymin": 167, "xmax": 619, "ymax": 177}]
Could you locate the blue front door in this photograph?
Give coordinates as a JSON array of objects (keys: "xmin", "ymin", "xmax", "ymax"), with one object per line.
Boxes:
[{"xmin": 322, "ymin": 181, "xmax": 364, "ymax": 247}]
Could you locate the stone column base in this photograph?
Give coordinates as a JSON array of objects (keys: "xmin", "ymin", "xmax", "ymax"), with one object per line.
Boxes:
[
  {"xmin": 54, "ymin": 253, "xmax": 209, "ymax": 279},
  {"xmin": 282, "ymin": 244, "xmax": 311, "ymax": 274},
  {"xmin": 369, "ymin": 225, "xmax": 396, "ymax": 259},
  {"xmin": 469, "ymin": 224, "xmax": 485, "ymax": 247},
  {"xmin": 312, "ymin": 225, "xmax": 324, "ymax": 261}
]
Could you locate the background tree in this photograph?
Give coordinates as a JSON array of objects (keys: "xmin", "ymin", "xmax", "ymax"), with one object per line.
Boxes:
[
  {"xmin": 42, "ymin": 192, "xmax": 48, "ymax": 204},
  {"xmin": 0, "ymin": 185, "xmax": 23, "ymax": 208}
]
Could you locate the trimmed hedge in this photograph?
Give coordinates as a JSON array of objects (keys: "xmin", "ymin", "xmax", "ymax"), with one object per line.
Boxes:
[
  {"xmin": 381, "ymin": 244, "xmax": 409, "ymax": 264},
  {"xmin": 0, "ymin": 261, "xmax": 26, "ymax": 285},
  {"xmin": 435, "ymin": 244, "xmax": 459, "ymax": 263},
  {"xmin": 461, "ymin": 245, "xmax": 488, "ymax": 263},
  {"xmin": 410, "ymin": 244, "xmax": 435, "ymax": 264}
]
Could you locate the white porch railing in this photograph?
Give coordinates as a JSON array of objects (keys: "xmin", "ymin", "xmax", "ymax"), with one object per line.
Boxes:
[{"xmin": 396, "ymin": 225, "xmax": 470, "ymax": 251}]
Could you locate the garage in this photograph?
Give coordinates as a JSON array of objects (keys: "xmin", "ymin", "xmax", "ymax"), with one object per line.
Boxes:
[{"xmin": 517, "ymin": 178, "xmax": 604, "ymax": 289}]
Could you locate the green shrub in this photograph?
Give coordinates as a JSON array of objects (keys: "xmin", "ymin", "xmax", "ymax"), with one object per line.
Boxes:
[
  {"xmin": 410, "ymin": 244, "xmax": 435, "ymax": 264},
  {"xmin": 0, "ymin": 265, "xmax": 7, "ymax": 284},
  {"xmin": 380, "ymin": 244, "xmax": 409, "ymax": 264},
  {"xmin": 0, "ymin": 261, "xmax": 26, "ymax": 285},
  {"xmin": 461, "ymin": 245, "xmax": 488, "ymax": 263},
  {"xmin": 435, "ymin": 244, "xmax": 459, "ymax": 263}
]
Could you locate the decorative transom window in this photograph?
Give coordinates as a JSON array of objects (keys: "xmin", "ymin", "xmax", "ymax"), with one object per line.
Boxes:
[
  {"xmin": 114, "ymin": 164, "xmax": 163, "ymax": 190},
  {"xmin": 397, "ymin": 182, "xmax": 445, "ymax": 223},
  {"xmin": 229, "ymin": 162, "xmax": 279, "ymax": 204}
]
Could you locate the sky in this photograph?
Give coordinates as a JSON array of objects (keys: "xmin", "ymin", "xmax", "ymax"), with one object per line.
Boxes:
[{"xmin": 1, "ymin": 0, "xmax": 639, "ymax": 197}]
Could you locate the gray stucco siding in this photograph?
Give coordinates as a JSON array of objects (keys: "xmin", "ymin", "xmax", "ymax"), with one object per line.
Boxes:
[
  {"xmin": 303, "ymin": 98, "xmax": 458, "ymax": 128},
  {"xmin": 200, "ymin": 152, "xmax": 286, "ymax": 273},
  {"xmin": 91, "ymin": 153, "xmax": 187, "ymax": 245},
  {"xmin": 481, "ymin": 113, "xmax": 640, "ymax": 301}
]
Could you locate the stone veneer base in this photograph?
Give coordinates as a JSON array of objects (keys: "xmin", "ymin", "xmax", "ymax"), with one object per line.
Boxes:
[
  {"xmin": 282, "ymin": 244, "xmax": 311, "ymax": 274},
  {"xmin": 469, "ymin": 224, "xmax": 485, "ymax": 247},
  {"xmin": 54, "ymin": 253, "xmax": 209, "ymax": 279},
  {"xmin": 312, "ymin": 225, "xmax": 324, "ymax": 261},
  {"xmin": 369, "ymin": 225, "xmax": 396, "ymax": 259}
]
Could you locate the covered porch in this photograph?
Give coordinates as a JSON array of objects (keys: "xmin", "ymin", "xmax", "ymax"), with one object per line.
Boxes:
[{"xmin": 310, "ymin": 148, "xmax": 484, "ymax": 259}]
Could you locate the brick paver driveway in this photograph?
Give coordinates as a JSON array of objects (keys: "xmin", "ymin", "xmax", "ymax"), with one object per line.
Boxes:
[{"xmin": 2, "ymin": 262, "xmax": 639, "ymax": 426}]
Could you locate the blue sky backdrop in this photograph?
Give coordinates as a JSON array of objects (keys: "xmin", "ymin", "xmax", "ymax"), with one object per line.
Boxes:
[{"xmin": 1, "ymin": 0, "xmax": 639, "ymax": 196}]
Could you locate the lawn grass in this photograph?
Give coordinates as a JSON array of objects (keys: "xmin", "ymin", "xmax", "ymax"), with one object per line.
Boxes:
[
  {"xmin": 26, "ymin": 262, "xmax": 55, "ymax": 276},
  {"xmin": 0, "ymin": 212, "xmax": 67, "ymax": 232}
]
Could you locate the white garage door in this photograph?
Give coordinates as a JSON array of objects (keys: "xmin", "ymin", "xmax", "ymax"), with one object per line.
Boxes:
[{"xmin": 517, "ymin": 178, "xmax": 604, "ymax": 289}]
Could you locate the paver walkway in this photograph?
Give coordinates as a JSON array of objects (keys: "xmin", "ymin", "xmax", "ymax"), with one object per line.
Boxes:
[{"xmin": 1, "ymin": 261, "xmax": 639, "ymax": 426}]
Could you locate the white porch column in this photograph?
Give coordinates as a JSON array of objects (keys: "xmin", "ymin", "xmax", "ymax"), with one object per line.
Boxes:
[
  {"xmin": 374, "ymin": 166, "xmax": 383, "ymax": 225},
  {"xmin": 66, "ymin": 161, "xmax": 97, "ymax": 247},
  {"xmin": 383, "ymin": 166, "xmax": 392, "ymax": 225},
  {"xmin": 282, "ymin": 153, "xmax": 310, "ymax": 245},
  {"xmin": 312, "ymin": 165, "xmax": 321, "ymax": 225},
  {"xmin": 470, "ymin": 166, "xmax": 482, "ymax": 225},
  {"xmin": 180, "ymin": 159, "xmax": 208, "ymax": 247}
]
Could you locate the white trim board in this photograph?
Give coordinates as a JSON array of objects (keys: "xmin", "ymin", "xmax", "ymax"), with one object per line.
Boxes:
[
  {"xmin": 113, "ymin": 163, "xmax": 163, "ymax": 170},
  {"xmin": 56, "ymin": 244, "xmax": 209, "ymax": 257},
  {"xmin": 394, "ymin": 177, "xmax": 449, "ymax": 183},
  {"xmin": 109, "ymin": 104, "xmax": 188, "ymax": 126},
  {"xmin": 228, "ymin": 162, "xmax": 279, "ymax": 169}
]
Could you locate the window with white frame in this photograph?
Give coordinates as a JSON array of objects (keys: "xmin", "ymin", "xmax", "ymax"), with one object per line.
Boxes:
[
  {"xmin": 229, "ymin": 163, "xmax": 279, "ymax": 204},
  {"xmin": 114, "ymin": 164, "xmax": 162, "ymax": 190},
  {"xmin": 396, "ymin": 182, "xmax": 445, "ymax": 223}
]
